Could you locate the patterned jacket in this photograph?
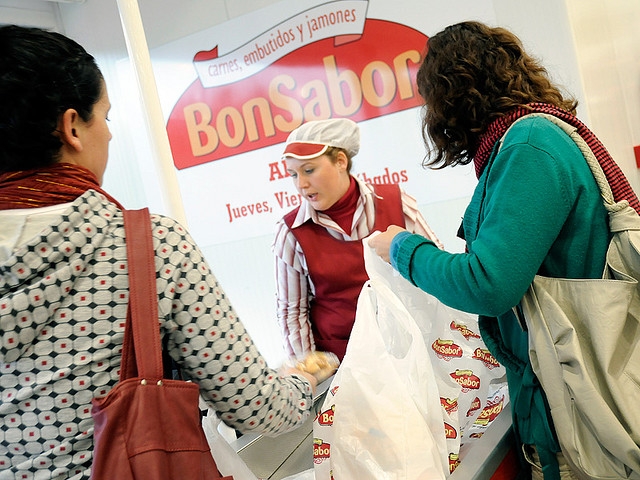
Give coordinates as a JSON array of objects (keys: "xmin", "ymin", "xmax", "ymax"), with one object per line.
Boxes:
[{"xmin": 0, "ymin": 190, "xmax": 313, "ymax": 479}]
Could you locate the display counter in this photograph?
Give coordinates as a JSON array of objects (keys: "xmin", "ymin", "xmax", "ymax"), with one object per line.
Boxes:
[
  {"xmin": 230, "ymin": 378, "xmax": 331, "ymax": 479},
  {"xmin": 231, "ymin": 378, "xmax": 518, "ymax": 479}
]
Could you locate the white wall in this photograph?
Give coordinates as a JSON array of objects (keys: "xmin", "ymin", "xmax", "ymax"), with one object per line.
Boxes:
[
  {"xmin": 566, "ymin": 0, "xmax": 640, "ymax": 189},
  {"xmin": 3, "ymin": 0, "xmax": 639, "ymax": 366},
  {"xmin": 0, "ymin": 0, "xmax": 61, "ymax": 29}
]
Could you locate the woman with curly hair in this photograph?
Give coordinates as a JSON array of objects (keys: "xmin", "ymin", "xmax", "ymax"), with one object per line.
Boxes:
[{"xmin": 369, "ymin": 21, "xmax": 640, "ymax": 480}]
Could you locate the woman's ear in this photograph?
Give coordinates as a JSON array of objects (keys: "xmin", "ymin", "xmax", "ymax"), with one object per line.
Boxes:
[
  {"xmin": 57, "ymin": 108, "xmax": 83, "ymax": 152},
  {"xmin": 335, "ymin": 150, "xmax": 349, "ymax": 172}
]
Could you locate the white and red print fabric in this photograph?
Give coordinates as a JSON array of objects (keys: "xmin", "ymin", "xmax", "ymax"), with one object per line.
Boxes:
[{"xmin": 0, "ymin": 190, "xmax": 313, "ymax": 479}]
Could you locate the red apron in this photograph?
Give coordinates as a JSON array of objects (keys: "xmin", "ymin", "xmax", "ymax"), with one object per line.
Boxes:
[{"xmin": 284, "ymin": 184, "xmax": 405, "ymax": 360}]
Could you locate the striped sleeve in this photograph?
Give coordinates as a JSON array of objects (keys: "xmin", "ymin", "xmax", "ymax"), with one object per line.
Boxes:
[{"xmin": 272, "ymin": 219, "xmax": 314, "ymax": 359}]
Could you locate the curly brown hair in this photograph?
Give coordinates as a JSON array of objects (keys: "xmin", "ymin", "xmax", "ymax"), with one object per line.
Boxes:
[{"xmin": 416, "ymin": 21, "xmax": 577, "ymax": 168}]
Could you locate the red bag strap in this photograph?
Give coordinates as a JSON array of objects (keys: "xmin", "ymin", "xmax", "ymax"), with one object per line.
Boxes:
[{"xmin": 120, "ymin": 208, "xmax": 164, "ymax": 381}]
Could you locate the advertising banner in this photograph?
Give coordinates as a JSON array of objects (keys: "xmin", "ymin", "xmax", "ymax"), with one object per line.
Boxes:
[{"xmin": 150, "ymin": 0, "xmax": 488, "ymax": 246}]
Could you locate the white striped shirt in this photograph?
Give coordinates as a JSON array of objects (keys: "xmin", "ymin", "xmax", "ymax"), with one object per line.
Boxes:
[{"xmin": 272, "ymin": 176, "xmax": 442, "ymax": 359}]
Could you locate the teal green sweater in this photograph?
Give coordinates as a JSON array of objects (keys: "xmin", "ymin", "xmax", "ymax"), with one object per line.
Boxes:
[{"xmin": 391, "ymin": 116, "xmax": 609, "ymax": 479}]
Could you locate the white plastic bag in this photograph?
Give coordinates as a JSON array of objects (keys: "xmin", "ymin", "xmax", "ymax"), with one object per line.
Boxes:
[
  {"xmin": 314, "ymin": 239, "xmax": 450, "ymax": 479},
  {"xmin": 280, "ymin": 468, "xmax": 315, "ymax": 480},
  {"xmin": 360, "ymin": 237, "xmax": 508, "ymax": 456},
  {"xmin": 313, "ymin": 238, "xmax": 509, "ymax": 479},
  {"xmin": 332, "ymin": 276, "xmax": 449, "ymax": 479}
]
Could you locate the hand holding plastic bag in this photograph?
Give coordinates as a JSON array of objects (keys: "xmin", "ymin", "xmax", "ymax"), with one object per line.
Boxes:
[
  {"xmin": 313, "ymin": 237, "xmax": 509, "ymax": 479},
  {"xmin": 364, "ymin": 234, "xmax": 508, "ymax": 448}
]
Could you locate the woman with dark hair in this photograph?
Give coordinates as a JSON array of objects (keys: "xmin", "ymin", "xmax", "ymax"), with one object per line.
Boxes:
[
  {"xmin": 0, "ymin": 25, "xmax": 324, "ymax": 479},
  {"xmin": 369, "ymin": 21, "xmax": 640, "ymax": 480}
]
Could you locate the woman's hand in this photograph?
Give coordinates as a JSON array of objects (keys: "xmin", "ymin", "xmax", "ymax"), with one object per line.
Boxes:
[
  {"xmin": 280, "ymin": 351, "xmax": 340, "ymax": 395},
  {"xmin": 368, "ymin": 225, "xmax": 407, "ymax": 263},
  {"xmin": 281, "ymin": 367, "xmax": 318, "ymax": 395}
]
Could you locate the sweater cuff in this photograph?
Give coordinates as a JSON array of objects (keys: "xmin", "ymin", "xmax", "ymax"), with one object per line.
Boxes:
[{"xmin": 391, "ymin": 232, "xmax": 434, "ymax": 284}]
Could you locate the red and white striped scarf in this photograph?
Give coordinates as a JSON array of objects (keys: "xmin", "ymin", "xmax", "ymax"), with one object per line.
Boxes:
[{"xmin": 474, "ymin": 103, "xmax": 640, "ymax": 214}]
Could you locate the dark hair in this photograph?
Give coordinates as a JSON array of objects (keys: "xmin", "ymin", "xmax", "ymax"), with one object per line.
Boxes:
[
  {"xmin": 0, "ymin": 25, "xmax": 104, "ymax": 173},
  {"xmin": 416, "ymin": 21, "xmax": 578, "ymax": 168}
]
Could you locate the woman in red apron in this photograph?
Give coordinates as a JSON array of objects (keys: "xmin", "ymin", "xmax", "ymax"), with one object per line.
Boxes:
[{"xmin": 273, "ymin": 118, "xmax": 442, "ymax": 361}]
